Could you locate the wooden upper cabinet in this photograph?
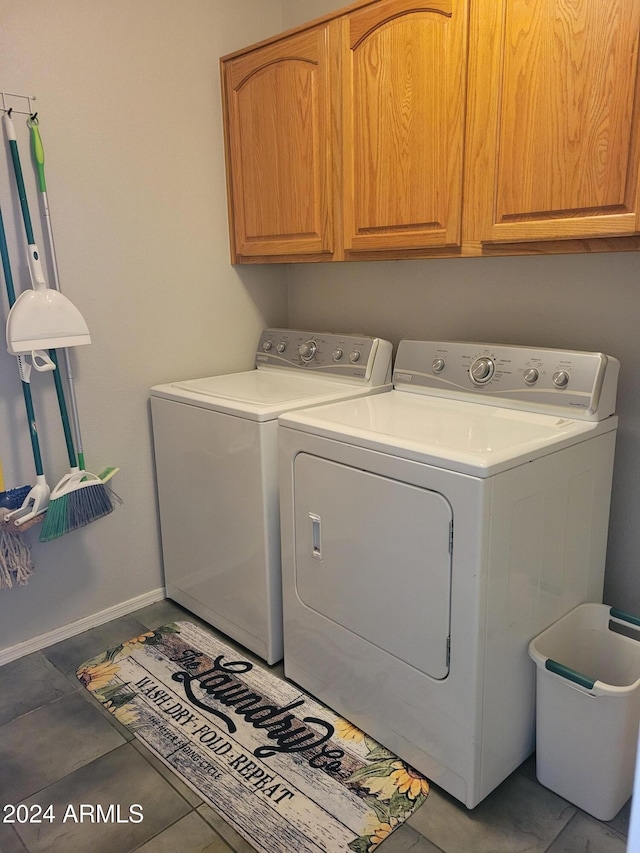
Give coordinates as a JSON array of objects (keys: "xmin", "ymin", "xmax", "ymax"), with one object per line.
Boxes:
[
  {"xmin": 342, "ymin": 0, "xmax": 469, "ymax": 253},
  {"xmin": 469, "ymin": 0, "xmax": 640, "ymax": 244},
  {"xmin": 221, "ymin": 0, "xmax": 640, "ymax": 262},
  {"xmin": 221, "ymin": 25, "xmax": 336, "ymax": 262}
]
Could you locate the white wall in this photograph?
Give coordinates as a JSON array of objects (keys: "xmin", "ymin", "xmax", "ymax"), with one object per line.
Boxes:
[
  {"xmin": 0, "ymin": 0, "xmax": 288, "ymax": 656},
  {"xmin": 282, "ymin": 0, "xmax": 640, "ymax": 614}
]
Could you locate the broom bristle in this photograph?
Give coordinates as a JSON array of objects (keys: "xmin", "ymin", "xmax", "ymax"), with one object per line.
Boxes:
[
  {"xmin": 39, "ymin": 494, "xmax": 68, "ymax": 542},
  {"xmin": 39, "ymin": 483, "xmax": 113, "ymax": 543}
]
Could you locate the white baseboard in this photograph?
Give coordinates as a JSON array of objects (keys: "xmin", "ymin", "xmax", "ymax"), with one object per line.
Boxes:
[{"xmin": 0, "ymin": 587, "xmax": 167, "ymax": 666}]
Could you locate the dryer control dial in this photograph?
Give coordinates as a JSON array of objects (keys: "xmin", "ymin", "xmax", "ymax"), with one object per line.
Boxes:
[
  {"xmin": 553, "ymin": 370, "xmax": 570, "ymax": 388},
  {"xmin": 470, "ymin": 356, "xmax": 495, "ymax": 384},
  {"xmin": 299, "ymin": 340, "xmax": 317, "ymax": 362}
]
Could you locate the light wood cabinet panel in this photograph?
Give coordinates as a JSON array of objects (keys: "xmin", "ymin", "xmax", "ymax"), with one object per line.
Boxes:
[
  {"xmin": 221, "ymin": 0, "xmax": 640, "ymax": 262},
  {"xmin": 343, "ymin": 0, "xmax": 468, "ymax": 253},
  {"xmin": 468, "ymin": 0, "xmax": 640, "ymax": 244},
  {"xmin": 221, "ymin": 25, "xmax": 337, "ymax": 262}
]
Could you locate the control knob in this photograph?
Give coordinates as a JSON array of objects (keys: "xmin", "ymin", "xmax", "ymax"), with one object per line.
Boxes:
[
  {"xmin": 470, "ymin": 356, "xmax": 495, "ymax": 384},
  {"xmin": 298, "ymin": 340, "xmax": 317, "ymax": 362},
  {"xmin": 523, "ymin": 368, "xmax": 539, "ymax": 385},
  {"xmin": 432, "ymin": 358, "xmax": 445, "ymax": 374},
  {"xmin": 553, "ymin": 370, "xmax": 570, "ymax": 388},
  {"xmin": 349, "ymin": 350, "xmax": 361, "ymax": 364},
  {"xmin": 332, "ymin": 349, "xmax": 343, "ymax": 361},
  {"xmin": 277, "ymin": 341, "xmax": 287, "ymax": 353},
  {"xmin": 262, "ymin": 340, "xmax": 273, "ymax": 352}
]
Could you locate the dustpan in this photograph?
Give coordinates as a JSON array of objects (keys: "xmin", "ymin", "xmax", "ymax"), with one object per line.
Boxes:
[
  {"xmin": 7, "ymin": 286, "xmax": 90, "ymax": 353},
  {"xmin": 3, "ymin": 112, "xmax": 90, "ymax": 355}
]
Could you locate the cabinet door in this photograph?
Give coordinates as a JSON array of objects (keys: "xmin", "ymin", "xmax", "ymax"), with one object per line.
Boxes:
[
  {"xmin": 221, "ymin": 25, "xmax": 336, "ymax": 261},
  {"xmin": 469, "ymin": 0, "xmax": 640, "ymax": 244},
  {"xmin": 342, "ymin": 0, "xmax": 469, "ymax": 254}
]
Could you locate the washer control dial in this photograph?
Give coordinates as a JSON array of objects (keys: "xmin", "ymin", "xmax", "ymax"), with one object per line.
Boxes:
[
  {"xmin": 277, "ymin": 341, "xmax": 287, "ymax": 353},
  {"xmin": 553, "ymin": 370, "xmax": 570, "ymax": 388},
  {"xmin": 523, "ymin": 367, "xmax": 539, "ymax": 385},
  {"xmin": 298, "ymin": 340, "xmax": 317, "ymax": 362},
  {"xmin": 262, "ymin": 340, "xmax": 273, "ymax": 352},
  {"xmin": 349, "ymin": 350, "xmax": 361, "ymax": 364},
  {"xmin": 332, "ymin": 348, "xmax": 343, "ymax": 361},
  {"xmin": 470, "ymin": 356, "xmax": 495, "ymax": 385},
  {"xmin": 432, "ymin": 357, "xmax": 445, "ymax": 373}
]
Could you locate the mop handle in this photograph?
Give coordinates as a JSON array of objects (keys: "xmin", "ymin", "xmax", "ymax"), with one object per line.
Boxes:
[
  {"xmin": 47, "ymin": 348, "xmax": 77, "ymax": 468},
  {"xmin": 4, "ymin": 116, "xmax": 36, "ymax": 245},
  {"xmin": 0, "ymin": 205, "xmax": 45, "ymax": 477}
]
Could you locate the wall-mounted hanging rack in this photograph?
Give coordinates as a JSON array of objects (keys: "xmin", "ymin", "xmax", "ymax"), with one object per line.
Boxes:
[{"xmin": 1, "ymin": 92, "xmax": 37, "ymax": 116}]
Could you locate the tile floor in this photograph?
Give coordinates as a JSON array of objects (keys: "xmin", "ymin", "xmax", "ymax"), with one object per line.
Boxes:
[{"xmin": 0, "ymin": 598, "xmax": 632, "ymax": 853}]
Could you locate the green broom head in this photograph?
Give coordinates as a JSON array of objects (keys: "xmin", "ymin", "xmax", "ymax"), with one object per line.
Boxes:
[{"xmin": 39, "ymin": 470, "xmax": 113, "ymax": 543}]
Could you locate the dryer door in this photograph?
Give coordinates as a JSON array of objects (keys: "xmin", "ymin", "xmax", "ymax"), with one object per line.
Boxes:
[{"xmin": 293, "ymin": 454, "xmax": 453, "ymax": 679}]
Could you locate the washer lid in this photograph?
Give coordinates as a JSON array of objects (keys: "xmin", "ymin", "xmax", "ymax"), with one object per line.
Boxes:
[
  {"xmin": 150, "ymin": 370, "xmax": 391, "ymax": 421},
  {"xmin": 279, "ymin": 391, "xmax": 618, "ymax": 476}
]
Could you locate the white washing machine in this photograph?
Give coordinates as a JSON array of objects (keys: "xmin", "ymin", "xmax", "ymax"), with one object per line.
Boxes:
[
  {"xmin": 279, "ymin": 340, "xmax": 620, "ymax": 808},
  {"xmin": 150, "ymin": 329, "xmax": 392, "ymax": 665}
]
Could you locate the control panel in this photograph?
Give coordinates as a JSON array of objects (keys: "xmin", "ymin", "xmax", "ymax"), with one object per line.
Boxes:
[
  {"xmin": 393, "ymin": 341, "xmax": 620, "ymax": 420},
  {"xmin": 255, "ymin": 329, "xmax": 392, "ymax": 385}
]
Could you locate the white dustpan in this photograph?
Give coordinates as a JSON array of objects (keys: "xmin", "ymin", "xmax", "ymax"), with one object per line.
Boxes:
[{"xmin": 7, "ymin": 286, "xmax": 91, "ymax": 353}]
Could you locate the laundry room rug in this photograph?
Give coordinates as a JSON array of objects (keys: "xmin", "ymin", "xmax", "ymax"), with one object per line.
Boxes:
[{"xmin": 77, "ymin": 621, "xmax": 429, "ymax": 852}]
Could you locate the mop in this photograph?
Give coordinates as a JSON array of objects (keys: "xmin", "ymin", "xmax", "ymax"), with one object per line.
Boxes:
[
  {"xmin": 3, "ymin": 111, "xmax": 112, "ymax": 541},
  {"xmin": 0, "ymin": 207, "xmax": 42, "ymax": 588}
]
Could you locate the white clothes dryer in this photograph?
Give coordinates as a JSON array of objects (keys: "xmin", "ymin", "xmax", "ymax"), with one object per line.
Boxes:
[
  {"xmin": 278, "ymin": 340, "xmax": 619, "ymax": 808},
  {"xmin": 150, "ymin": 329, "xmax": 392, "ymax": 665}
]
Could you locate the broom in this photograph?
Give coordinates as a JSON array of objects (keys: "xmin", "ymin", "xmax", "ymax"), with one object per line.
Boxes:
[{"xmin": 4, "ymin": 111, "xmax": 113, "ymax": 541}]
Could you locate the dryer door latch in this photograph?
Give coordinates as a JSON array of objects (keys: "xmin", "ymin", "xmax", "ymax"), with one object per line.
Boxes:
[{"xmin": 310, "ymin": 513, "xmax": 322, "ymax": 560}]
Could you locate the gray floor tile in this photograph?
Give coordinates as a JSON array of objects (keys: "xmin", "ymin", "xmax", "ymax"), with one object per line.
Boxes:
[
  {"xmin": 408, "ymin": 772, "xmax": 576, "ymax": 853},
  {"xmin": 0, "ymin": 651, "xmax": 77, "ymax": 726},
  {"xmin": 197, "ymin": 803, "xmax": 257, "ymax": 853},
  {"xmin": 0, "ymin": 692, "xmax": 125, "ymax": 803},
  {"xmin": 135, "ymin": 811, "xmax": 232, "ymax": 852},
  {"xmin": 42, "ymin": 614, "xmax": 150, "ymax": 679},
  {"xmin": 607, "ymin": 798, "xmax": 632, "ymax": 837},
  {"xmin": 0, "ymin": 822, "xmax": 29, "ymax": 853},
  {"xmin": 546, "ymin": 811, "xmax": 628, "ymax": 852},
  {"xmin": 377, "ymin": 821, "xmax": 444, "ymax": 852},
  {"xmin": 13, "ymin": 743, "xmax": 191, "ymax": 852},
  {"xmin": 515, "ymin": 753, "xmax": 537, "ymax": 782},
  {"xmin": 133, "ymin": 598, "xmax": 199, "ymax": 630}
]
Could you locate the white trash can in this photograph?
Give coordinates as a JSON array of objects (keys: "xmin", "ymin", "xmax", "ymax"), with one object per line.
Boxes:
[{"xmin": 529, "ymin": 603, "xmax": 640, "ymax": 821}]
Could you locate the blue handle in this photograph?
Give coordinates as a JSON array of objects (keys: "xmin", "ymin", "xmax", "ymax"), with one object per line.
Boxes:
[
  {"xmin": 545, "ymin": 659, "xmax": 595, "ymax": 690},
  {"xmin": 8, "ymin": 138, "xmax": 36, "ymax": 245},
  {"xmin": 610, "ymin": 607, "xmax": 640, "ymax": 628}
]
